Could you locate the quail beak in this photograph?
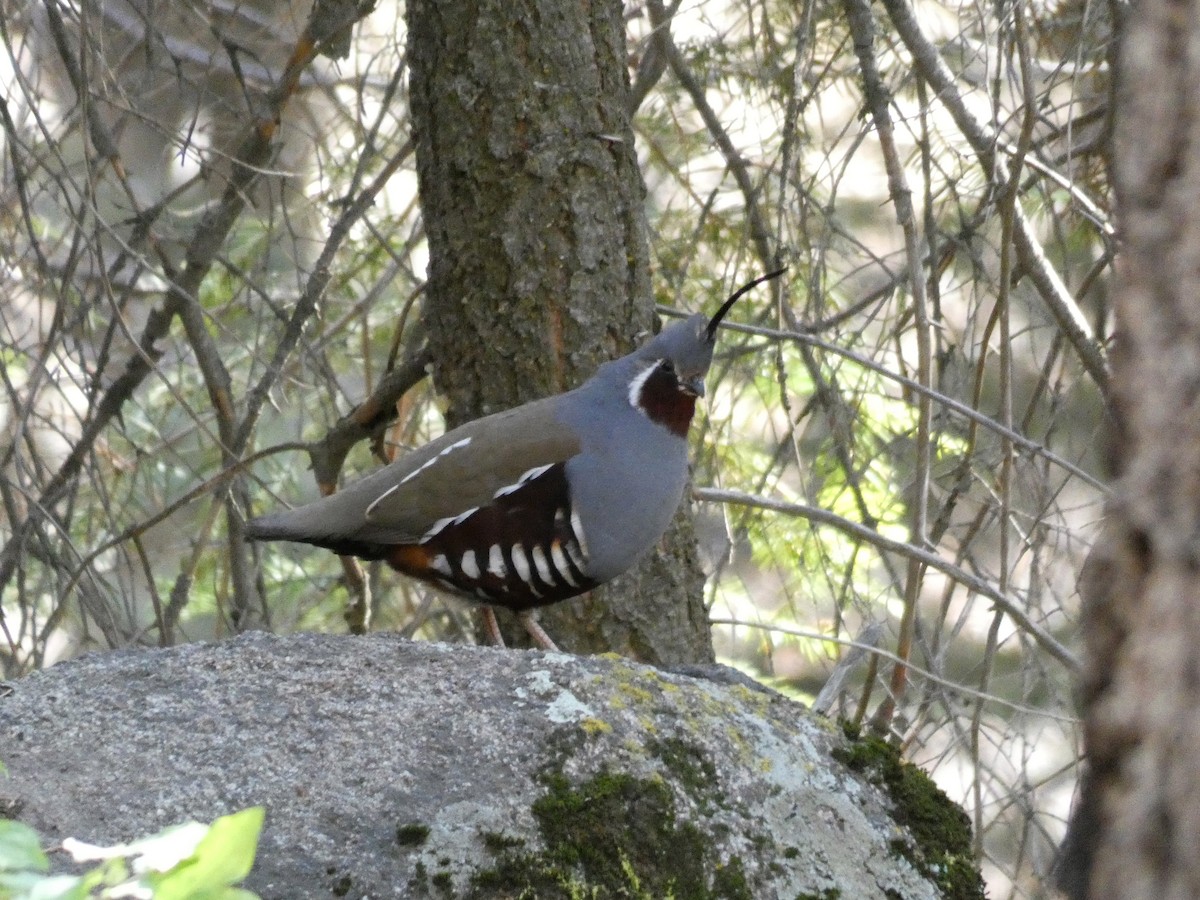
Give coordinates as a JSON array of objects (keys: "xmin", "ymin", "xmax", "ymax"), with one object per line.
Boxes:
[{"xmin": 682, "ymin": 375, "xmax": 706, "ymax": 398}]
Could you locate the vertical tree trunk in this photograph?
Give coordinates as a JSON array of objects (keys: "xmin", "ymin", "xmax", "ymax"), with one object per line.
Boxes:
[
  {"xmin": 405, "ymin": 0, "xmax": 712, "ymax": 664},
  {"xmin": 1066, "ymin": 0, "xmax": 1200, "ymax": 896}
]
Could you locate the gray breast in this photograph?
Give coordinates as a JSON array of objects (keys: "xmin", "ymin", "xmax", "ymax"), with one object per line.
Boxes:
[{"xmin": 563, "ymin": 395, "xmax": 690, "ymax": 582}]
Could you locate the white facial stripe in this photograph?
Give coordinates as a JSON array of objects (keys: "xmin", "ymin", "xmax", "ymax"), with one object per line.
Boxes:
[
  {"xmin": 627, "ymin": 363, "xmax": 658, "ymax": 413},
  {"xmin": 487, "ymin": 544, "xmax": 507, "ymax": 578},
  {"xmin": 430, "ymin": 554, "xmax": 451, "ymax": 576},
  {"xmin": 368, "ymin": 437, "xmax": 473, "ymax": 518},
  {"xmin": 550, "ymin": 542, "xmax": 579, "ymax": 587},
  {"xmin": 460, "ymin": 549, "xmax": 480, "ymax": 580},
  {"xmin": 530, "ymin": 545, "xmax": 555, "ymax": 585}
]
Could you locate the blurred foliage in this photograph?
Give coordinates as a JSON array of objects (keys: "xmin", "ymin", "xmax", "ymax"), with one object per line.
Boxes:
[{"xmin": 0, "ymin": 807, "xmax": 264, "ymax": 899}]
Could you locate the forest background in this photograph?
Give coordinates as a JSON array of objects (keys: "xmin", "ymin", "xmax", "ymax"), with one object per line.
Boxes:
[{"xmin": 0, "ymin": 0, "xmax": 1113, "ymax": 895}]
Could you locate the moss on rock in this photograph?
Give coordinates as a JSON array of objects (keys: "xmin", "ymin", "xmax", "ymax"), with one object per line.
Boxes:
[
  {"xmin": 832, "ymin": 722, "xmax": 986, "ymax": 900},
  {"xmin": 396, "ymin": 822, "xmax": 432, "ymax": 847},
  {"xmin": 466, "ymin": 766, "xmax": 752, "ymax": 899}
]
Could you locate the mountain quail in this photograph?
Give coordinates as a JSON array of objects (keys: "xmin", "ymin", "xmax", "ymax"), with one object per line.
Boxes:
[{"xmin": 246, "ymin": 269, "xmax": 785, "ymax": 650}]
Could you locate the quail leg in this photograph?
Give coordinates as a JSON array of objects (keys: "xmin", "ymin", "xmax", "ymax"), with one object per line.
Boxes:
[
  {"xmin": 518, "ymin": 610, "xmax": 560, "ymax": 652},
  {"xmin": 480, "ymin": 606, "xmax": 505, "ymax": 647}
]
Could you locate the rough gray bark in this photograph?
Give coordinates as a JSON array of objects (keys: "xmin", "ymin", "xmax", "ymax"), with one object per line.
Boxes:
[
  {"xmin": 0, "ymin": 632, "xmax": 979, "ymax": 899},
  {"xmin": 1063, "ymin": 0, "xmax": 1200, "ymax": 896},
  {"xmin": 405, "ymin": 0, "xmax": 711, "ymax": 663}
]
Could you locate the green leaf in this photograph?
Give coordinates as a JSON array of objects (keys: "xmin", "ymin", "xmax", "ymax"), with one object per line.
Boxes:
[
  {"xmin": 0, "ymin": 871, "xmax": 90, "ymax": 900},
  {"xmin": 125, "ymin": 823, "xmax": 210, "ymax": 870},
  {"xmin": 146, "ymin": 808, "xmax": 264, "ymax": 900},
  {"xmin": 0, "ymin": 821, "xmax": 48, "ymax": 874}
]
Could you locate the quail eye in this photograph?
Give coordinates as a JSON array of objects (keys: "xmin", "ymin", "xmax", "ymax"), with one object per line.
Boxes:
[{"xmin": 659, "ymin": 359, "xmax": 676, "ymax": 376}]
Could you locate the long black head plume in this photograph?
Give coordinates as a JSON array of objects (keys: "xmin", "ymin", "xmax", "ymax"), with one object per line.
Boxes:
[{"xmin": 705, "ymin": 267, "xmax": 788, "ymax": 341}]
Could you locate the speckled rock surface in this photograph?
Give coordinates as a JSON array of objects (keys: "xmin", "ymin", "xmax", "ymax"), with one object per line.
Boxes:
[{"xmin": 0, "ymin": 632, "xmax": 964, "ymax": 898}]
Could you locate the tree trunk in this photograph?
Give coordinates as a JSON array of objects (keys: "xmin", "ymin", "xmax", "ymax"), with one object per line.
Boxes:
[
  {"xmin": 1065, "ymin": 0, "xmax": 1200, "ymax": 896},
  {"xmin": 405, "ymin": 0, "xmax": 712, "ymax": 664}
]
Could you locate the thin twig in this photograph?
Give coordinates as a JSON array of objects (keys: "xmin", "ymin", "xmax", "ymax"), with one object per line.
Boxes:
[
  {"xmin": 661, "ymin": 310, "xmax": 1107, "ymax": 492},
  {"xmin": 879, "ymin": 0, "xmax": 1109, "ymax": 390},
  {"xmin": 839, "ymin": 0, "xmax": 933, "ymax": 735},
  {"xmin": 695, "ymin": 486, "xmax": 1078, "ymax": 670}
]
